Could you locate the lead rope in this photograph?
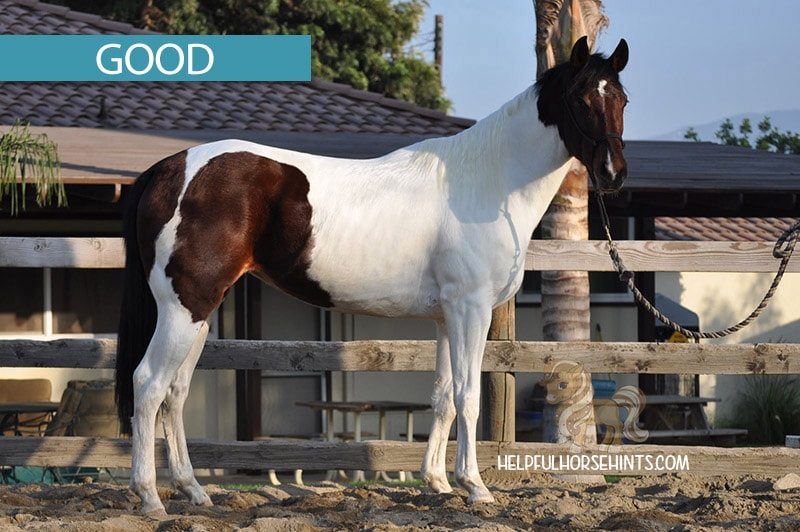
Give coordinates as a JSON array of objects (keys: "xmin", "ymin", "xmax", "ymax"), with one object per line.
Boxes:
[{"xmin": 596, "ymin": 193, "xmax": 800, "ymax": 340}]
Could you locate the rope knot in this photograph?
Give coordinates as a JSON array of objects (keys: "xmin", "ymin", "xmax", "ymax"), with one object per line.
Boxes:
[{"xmin": 774, "ymin": 221, "xmax": 800, "ymax": 259}]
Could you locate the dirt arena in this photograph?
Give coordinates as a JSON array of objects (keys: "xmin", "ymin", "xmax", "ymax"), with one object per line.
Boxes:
[{"xmin": 2, "ymin": 472, "xmax": 800, "ymax": 531}]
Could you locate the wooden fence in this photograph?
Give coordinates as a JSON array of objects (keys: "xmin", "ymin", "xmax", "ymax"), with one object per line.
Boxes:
[{"xmin": 1, "ymin": 236, "xmax": 799, "ymax": 477}]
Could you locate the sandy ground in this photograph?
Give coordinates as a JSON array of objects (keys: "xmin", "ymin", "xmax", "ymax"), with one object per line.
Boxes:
[{"xmin": 2, "ymin": 473, "xmax": 800, "ymax": 531}]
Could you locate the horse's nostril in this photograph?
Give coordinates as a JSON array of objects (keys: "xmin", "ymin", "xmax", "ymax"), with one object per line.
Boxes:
[{"xmin": 616, "ymin": 165, "xmax": 628, "ymax": 183}]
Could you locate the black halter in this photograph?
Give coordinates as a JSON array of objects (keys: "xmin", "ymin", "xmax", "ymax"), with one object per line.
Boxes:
[{"xmin": 562, "ymin": 94, "xmax": 625, "ymax": 192}]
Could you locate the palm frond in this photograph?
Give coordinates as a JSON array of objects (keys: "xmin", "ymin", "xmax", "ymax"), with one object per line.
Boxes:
[{"xmin": 0, "ymin": 121, "xmax": 66, "ymax": 215}]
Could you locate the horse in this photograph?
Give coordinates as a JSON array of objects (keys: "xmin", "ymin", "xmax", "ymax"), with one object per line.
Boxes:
[
  {"xmin": 116, "ymin": 35, "xmax": 629, "ymax": 513},
  {"xmin": 541, "ymin": 360, "xmax": 648, "ymax": 451}
]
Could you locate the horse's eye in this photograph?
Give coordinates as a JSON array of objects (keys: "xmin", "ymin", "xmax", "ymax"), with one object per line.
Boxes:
[{"xmin": 558, "ymin": 381, "xmax": 568, "ymax": 390}]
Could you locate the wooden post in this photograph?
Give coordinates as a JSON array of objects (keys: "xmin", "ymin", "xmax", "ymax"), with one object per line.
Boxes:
[{"xmin": 482, "ymin": 299, "xmax": 515, "ymax": 442}]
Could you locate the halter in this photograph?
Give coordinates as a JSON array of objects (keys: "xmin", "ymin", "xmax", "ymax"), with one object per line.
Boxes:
[{"xmin": 562, "ymin": 94, "xmax": 625, "ymax": 192}]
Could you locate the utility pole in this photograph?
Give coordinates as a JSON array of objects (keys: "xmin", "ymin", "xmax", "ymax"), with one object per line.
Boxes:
[{"xmin": 434, "ymin": 14, "xmax": 443, "ymax": 85}]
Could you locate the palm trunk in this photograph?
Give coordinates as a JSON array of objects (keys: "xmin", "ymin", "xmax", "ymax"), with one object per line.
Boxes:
[{"xmin": 534, "ymin": 0, "xmax": 607, "ymax": 468}]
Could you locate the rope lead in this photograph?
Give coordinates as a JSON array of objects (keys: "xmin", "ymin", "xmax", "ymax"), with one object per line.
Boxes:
[{"xmin": 596, "ymin": 193, "xmax": 798, "ymax": 340}]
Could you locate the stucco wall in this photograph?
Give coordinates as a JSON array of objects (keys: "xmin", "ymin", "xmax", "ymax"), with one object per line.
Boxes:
[{"xmin": 657, "ymin": 271, "xmax": 800, "ymax": 423}]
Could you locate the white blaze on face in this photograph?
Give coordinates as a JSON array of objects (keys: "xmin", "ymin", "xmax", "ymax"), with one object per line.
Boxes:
[{"xmin": 597, "ymin": 79, "xmax": 616, "ymax": 177}]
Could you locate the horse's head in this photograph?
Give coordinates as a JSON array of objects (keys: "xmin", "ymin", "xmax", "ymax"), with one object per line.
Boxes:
[{"xmin": 537, "ymin": 36, "xmax": 629, "ymax": 194}]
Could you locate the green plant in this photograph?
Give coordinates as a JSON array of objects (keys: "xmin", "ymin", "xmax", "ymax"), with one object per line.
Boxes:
[
  {"xmin": 0, "ymin": 121, "xmax": 66, "ymax": 215},
  {"xmin": 685, "ymin": 116, "xmax": 800, "ymax": 155},
  {"xmin": 720, "ymin": 375, "xmax": 800, "ymax": 444}
]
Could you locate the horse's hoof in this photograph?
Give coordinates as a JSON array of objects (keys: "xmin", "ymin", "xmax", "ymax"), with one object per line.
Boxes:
[
  {"xmin": 135, "ymin": 488, "xmax": 167, "ymax": 515},
  {"xmin": 187, "ymin": 490, "xmax": 212, "ymax": 507},
  {"xmin": 467, "ymin": 489, "xmax": 496, "ymax": 504},
  {"xmin": 423, "ymin": 474, "xmax": 453, "ymax": 494},
  {"xmin": 140, "ymin": 502, "xmax": 167, "ymax": 516}
]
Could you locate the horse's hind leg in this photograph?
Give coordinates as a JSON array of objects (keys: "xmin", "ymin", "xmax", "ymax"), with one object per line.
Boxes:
[
  {"xmin": 161, "ymin": 320, "xmax": 211, "ymax": 506},
  {"xmin": 130, "ymin": 302, "xmax": 208, "ymax": 514},
  {"xmin": 421, "ymin": 321, "xmax": 456, "ymax": 494}
]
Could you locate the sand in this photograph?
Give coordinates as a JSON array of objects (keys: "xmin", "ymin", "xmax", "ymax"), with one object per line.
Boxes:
[{"xmin": 2, "ymin": 472, "xmax": 800, "ymax": 531}]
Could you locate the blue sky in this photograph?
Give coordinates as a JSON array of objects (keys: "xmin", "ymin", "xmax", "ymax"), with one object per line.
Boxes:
[{"xmin": 419, "ymin": 1, "xmax": 800, "ymax": 140}]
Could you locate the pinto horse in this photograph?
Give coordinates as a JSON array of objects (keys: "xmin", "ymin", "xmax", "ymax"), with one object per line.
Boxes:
[{"xmin": 116, "ymin": 36, "xmax": 629, "ymax": 513}]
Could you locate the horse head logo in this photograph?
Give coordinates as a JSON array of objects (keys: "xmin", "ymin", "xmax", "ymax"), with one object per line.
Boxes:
[{"xmin": 541, "ymin": 360, "xmax": 648, "ymax": 452}]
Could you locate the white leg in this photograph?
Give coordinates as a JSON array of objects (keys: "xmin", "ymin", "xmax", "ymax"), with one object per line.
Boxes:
[
  {"xmin": 421, "ymin": 321, "xmax": 455, "ymax": 494},
  {"xmin": 445, "ymin": 300, "xmax": 495, "ymax": 504},
  {"xmin": 161, "ymin": 320, "xmax": 212, "ymax": 507},
  {"xmin": 129, "ymin": 303, "xmax": 206, "ymax": 514}
]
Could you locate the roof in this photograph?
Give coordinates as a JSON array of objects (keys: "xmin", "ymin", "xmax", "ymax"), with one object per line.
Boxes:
[
  {"xmin": 655, "ymin": 217, "xmax": 796, "ymax": 241},
  {"xmin": 0, "ymin": 1, "xmax": 474, "ymax": 136},
  {"xmin": 605, "ymin": 141, "xmax": 800, "ymax": 217}
]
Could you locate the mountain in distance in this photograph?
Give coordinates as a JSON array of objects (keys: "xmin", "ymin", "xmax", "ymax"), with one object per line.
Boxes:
[{"xmin": 649, "ymin": 109, "xmax": 800, "ymax": 142}]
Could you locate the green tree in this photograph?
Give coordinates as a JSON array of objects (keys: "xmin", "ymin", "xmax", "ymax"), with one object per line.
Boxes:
[
  {"xmin": 685, "ymin": 116, "xmax": 800, "ymax": 154},
  {"xmin": 0, "ymin": 122, "xmax": 66, "ymax": 215},
  {"xmin": 47, "ymin": 0, "xmax": 450, "ymax": 111}
]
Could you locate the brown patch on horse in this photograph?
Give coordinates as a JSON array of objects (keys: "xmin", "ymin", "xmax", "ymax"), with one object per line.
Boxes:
[
  {"xmin": 166, "ymin": 151, "xmax": 333, "ymax": 321},
  {"xmin": 137, "ymin": 151, "xmax": 189, "ymax": 275}
]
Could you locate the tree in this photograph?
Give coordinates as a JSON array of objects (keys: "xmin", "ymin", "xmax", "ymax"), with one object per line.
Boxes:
[
  {"xmin": 685, "ymin": 117, "xmax": 800, "ymax": 155},
  {"xmin": 0, "ymin": 122, "xmax": 66, "ymax": 215},
  {"xmin": 46, "ymin": 0, "xmax": 450, "ymax": 111},
  {"xmin": 534, "ymin": 0, "xmax": 606, "ymax": 473}
]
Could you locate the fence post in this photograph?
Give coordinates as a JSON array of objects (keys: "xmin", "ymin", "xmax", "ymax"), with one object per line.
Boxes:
[{"xmin": 483, "ymin": 299, "xmax": 515, "ymax": 442}]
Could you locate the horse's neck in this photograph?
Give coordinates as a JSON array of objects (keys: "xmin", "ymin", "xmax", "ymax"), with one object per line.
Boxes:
[{"xmin": 431, "ymin": 87, "xmax": 573, "ymax": 231}]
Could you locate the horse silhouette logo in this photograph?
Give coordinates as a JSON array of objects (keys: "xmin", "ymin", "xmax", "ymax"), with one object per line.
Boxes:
[{"xmin": 541, "ymin": 360, "xmax": 649, "ymax": 451}]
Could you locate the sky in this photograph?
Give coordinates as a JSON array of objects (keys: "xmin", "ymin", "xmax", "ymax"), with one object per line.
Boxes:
[{"xmin": 419, "ymin": 1, "xmax": 800, "ymax": 140}]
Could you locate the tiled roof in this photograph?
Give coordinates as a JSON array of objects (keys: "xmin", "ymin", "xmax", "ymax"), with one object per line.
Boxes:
[
  {"xmin": 655, "ymin": 217, "xmax": 796, "ymax": 242},
  {"xmin": 0, "ymin": 1, "xmax": 474, "ymax": 135}
]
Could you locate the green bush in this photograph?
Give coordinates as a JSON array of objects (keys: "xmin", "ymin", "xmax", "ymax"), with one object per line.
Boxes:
[{"xmin": 720, "ymin": 375, "xmax": 800, "ymax": 444}]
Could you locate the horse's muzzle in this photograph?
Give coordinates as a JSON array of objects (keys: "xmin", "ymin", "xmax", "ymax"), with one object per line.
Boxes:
[{"xmin": 593, "ymin": 164, "xmax": 627, "ymax": 195}]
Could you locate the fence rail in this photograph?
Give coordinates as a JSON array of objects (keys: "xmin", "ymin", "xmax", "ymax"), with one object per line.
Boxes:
[
  {"xmin": 1, "ymin": 338, "xmax": 798, "ymax": 375},
  {"xmin": 1, "ymin": 437, "xmax": 798, "ymax": 477},
  {"xmin": 1, "ymin": 236, "xmax": 797, "ymax": 272}
]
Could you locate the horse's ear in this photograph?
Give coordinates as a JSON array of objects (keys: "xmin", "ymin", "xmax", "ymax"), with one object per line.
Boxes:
[
  {"xmin": 609, "ymin": 38, "xmax": 629, "ymax": 73},
  {"xmin": 570, "ymin": 36, "xmax": 590, "ymax": 71}
]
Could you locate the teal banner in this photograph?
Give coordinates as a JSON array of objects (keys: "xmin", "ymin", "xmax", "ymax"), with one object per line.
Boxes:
[{"xmin": 0, "ymin": 35, "xmax": 311, "ymax": 82}]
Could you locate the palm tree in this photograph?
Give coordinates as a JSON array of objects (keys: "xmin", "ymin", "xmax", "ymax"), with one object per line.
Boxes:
[
  {"xmin": 0, "ymin": 121, "xmax": 66, "ymax": 215},
  {"xmin": 534, "ymin": 0, "xmax": 607, "ymax": 460}
]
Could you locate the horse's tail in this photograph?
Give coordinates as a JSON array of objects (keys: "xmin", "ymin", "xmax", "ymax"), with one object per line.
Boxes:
[
  {"xmin": 115, "ymin": 167, "xmax": 157, "ymax": 436},
  {"xmin": 612, "ymin": 386, "xmax": 650, "ymax": 443}
]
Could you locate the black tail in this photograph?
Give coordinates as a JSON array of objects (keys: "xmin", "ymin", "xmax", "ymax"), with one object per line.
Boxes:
[{"xmin": 116, "ymin": 168, "xmax": 158, "ymax": 436}]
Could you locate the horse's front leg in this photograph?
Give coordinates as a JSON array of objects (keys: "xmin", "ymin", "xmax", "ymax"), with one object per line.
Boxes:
[
  {"xmin": 442, "ymin": 294, "xmax": 495, "ymax": 504},
  {"xmin": 421, "ymin": 321, "xmax": 455, "ymax": 494}
]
